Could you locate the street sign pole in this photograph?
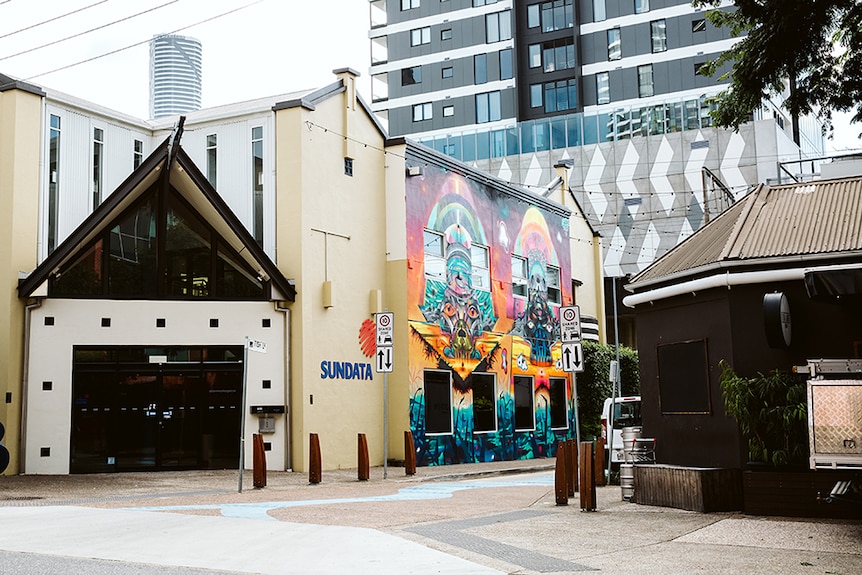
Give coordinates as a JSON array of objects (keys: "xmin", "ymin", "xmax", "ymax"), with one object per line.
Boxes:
[
  {"xmin": 239, "ymin": 336, "xmax": 249, "ymax": 493},
  {"xmin": 383, "ymin": 371, "xmax": 388, "ymax": 479},
  {"xmin": 375, "ymin": 311, "xmax": 394, "ymax": 480}
]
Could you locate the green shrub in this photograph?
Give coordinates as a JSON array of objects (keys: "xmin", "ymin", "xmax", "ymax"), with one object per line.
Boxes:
[{"xmin": 577, "ymin": 341, "xmax": 639, "ymax": 439}]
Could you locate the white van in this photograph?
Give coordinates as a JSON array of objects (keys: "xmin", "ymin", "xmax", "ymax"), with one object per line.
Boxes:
[{"xmin": 601, "ymin": 396, "xmax": 642, "ymax": 465}]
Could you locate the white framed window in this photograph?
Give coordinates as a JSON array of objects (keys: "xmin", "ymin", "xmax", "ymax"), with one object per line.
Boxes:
[
  {"xmin": 471, "ymin": 243, "xmax": 490, "ymax": 291},
  {"xmin": 47, "ymin": 114, "xmax": 61, "ymax": 254},
  {"xmin": 512, "ymin": 255, "xmax": 528, "ymax": 297},
  {"xmin": 638, "ymin": 64, "xmax": 654, "ymax": 98},
  {"xmin": 597, "ymin": 71, "xmax": 610, "ymax": 104},
  {"xmin": 424, "ymin": 369, "xmax": 453, "ymax": 434},
  {"xmin": 251, "ymin": 126, "xmax": 264, "ymax": 246},
  {"xmin": 547, "ymin": 264, "xmax": 561, "ymax": 304},
  {"xmin": 651, "ymin": 19, "xmax": 667, "ymax": 53},
  {"xmin": 424, "ymin": 229, "xmax": 445, "ymax": 279},
  {"xmin": 206, "ymin": 133, "xmax": 217, "ymax": 187},
  {"xmin": 549, "ymin": 377, "xmax": 568, "ymax": 429},
  {"xmin": 133, "ymin": 139, "xmax": 143, "ymax": 169},
  {"xmin": 411, "ymin": 27, "xmax": 431, "ymax": 46},
  {"xmin": 92, "ymin": 127, "xmax": 104, "ymax": 209},
  {"xmin": 485, "ymin": 10, "xmax": 511, "ymax": 43},
  {"xmin": 471, "ymin": 373, "xmax": 498, "ymax": 433},
  {"xmin": 402, "ymin": 0, "xmax": 419, "ymax": 10},
  {"xmin": 413, "ymin": 102, "xmax": 433, "ymax": 121},
  {"xmin": 514, "ymin": 375, "xmax": 535, "ymax": 431}
]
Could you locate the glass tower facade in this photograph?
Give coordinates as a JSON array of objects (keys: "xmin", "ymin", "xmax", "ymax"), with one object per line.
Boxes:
[{"xmin": 149, "ymin": 34, "xmax": 203, "ymax": 119}]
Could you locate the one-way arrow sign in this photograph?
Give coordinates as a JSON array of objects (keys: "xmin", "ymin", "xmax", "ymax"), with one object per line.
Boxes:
[
  {"xmin": 376, "ymin": 346, "xmax": 393, "ymax": 373},
  {"xmin": 561, "ymin": 341, "xmax": 584, "ymax": 373}
]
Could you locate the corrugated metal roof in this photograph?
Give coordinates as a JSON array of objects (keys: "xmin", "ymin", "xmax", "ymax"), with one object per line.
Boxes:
[{"xmin": 629, "ymin": 176, "xmax": 862, "ymax": 288}]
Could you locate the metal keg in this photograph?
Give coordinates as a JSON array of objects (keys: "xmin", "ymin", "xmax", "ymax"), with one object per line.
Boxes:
[
  {"xmin": 620, "ymin": 463, "xmax": 635, "ymax": 501},
  {"xmin": 622, "ymin": 426, "xmax": 643, "ymax": 456}
]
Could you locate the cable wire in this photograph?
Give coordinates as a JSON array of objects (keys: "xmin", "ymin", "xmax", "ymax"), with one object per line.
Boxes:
[{"xmin": 0, "ymin": 0, "xmax": 112, "ymax": 41}]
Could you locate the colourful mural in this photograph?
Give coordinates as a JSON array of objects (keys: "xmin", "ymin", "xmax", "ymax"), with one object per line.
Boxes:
[{"xmin": 405, "ymin": 164, "xmax": 574, "ymax": 466}]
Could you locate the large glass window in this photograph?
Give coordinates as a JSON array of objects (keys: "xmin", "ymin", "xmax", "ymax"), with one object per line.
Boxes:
[
  {"xmin": 251, "ymin": 126, "xmax": 264, "ymax": 246},
  {"xmin": 635, "ymin": 0, "xmax": 649, "ymax": 14},
  {"xmin": 107, "ymin": 196, "xmax": 159, "ymax": 298},
  {"xmin": 549, "ymin": 377, "xmax": 568, "ymax": 429},
  {"xmin": 92, "ymin": 127, "xmax": 104, "ymax": 210},
  {"xmin": 206, "ymin": 134, "xmax": 217, "ymax": 188},
  {"xmin": 593, "ymin": 0, "xmax": 606, "ymax": 21},
  {"xmin": 413, "ymin": 102, "xmax": 433, "ymax": 121},
  {"xmin": 638, "ymin": 64, "xmax": 654, "ymax": 98},
  {"xmin": 402, "ymin": 66, "xmax": 422, "ymax": 86},
  {"xmin": 165, "ymin": 194, "xmax": 212, "ymax": 298},
  {"xmin": 544, "ymin": 79, "xmax": 578, "ymax": 113},
  {"xmin": 475, "ymin": 54, "xmax": 487, "ymax": 84},
  {"xmin": 528, "ymin": 43, "xmax": 542, "ymax": 68},
  {"xmin": 475, "ymin": 91, "xmax": 501, "ymax": 123},
  {"xmin": 530, "ymin": 83, "xmax": 543, "ymax": 108},
  {"xmin": 485, "ymin": 11, "xmax": 511, "ymax": 43},
  {"xmin": 500, "ymin": 48, "xmax": 513, "ymax": 80},
  {"xmin": 48, "ymin": 114, "xmax": 61, "ymax": 254},
  {"xmin": 651, "ymin": 20, "xmax": 667, "ymax": 53},
  {"xmin": 541, "ymin": 0, "xmax": 573, "ymax": 32},
  {"xmin": 514, "ymin": 376, "xmax": 535, "ymax": 431},
  {"xmin": 411, "ymin": 27, "xmax": 431, "ymax": 46},
  {"xmin": 596, "ymin": 72, "xmax": 610, "ymax": 104},
  {"xmin": 472, "ymin": 373, "xmax": 497, "ymax": 433},
  {"xmin": 544, "ymin": 38, "xmax": 575, "ymax": 72},
  {"xmin": 424, "ymin": 370, "xmax": 453, "ymax": 434},
  {"xmin": 607, "ymin": 28, "xmax": 621, "ymax": 61},
  {"xmin": 527, "ymin": 3, "xmax": 540, "ymax": 27}
]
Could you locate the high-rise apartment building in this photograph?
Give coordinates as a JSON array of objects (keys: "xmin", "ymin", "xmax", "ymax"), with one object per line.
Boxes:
[
  {"xmin": 149, "ymin": 34, "xmax": 203, "ymax": 119},
  {"xmin": 370, "ymin": 0, "xmax": 825, "ymax": 279}
]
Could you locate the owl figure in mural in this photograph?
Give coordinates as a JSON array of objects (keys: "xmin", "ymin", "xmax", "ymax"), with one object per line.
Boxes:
[
  {"xmin": 513, "ymin": 252, "xmax": 558, "ymax": 365},
  {"xmin": 437, "ymin": 224, "xmax": 483, "ymax": 360}
]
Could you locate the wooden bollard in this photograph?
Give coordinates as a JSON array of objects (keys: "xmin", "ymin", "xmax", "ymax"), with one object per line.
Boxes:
[
  {"xmin": 594, "ymin": 437, "xmax": 606, "ymax": 486},
  {"xmin": 569, "ymin": 439, "xmax": 579, "ymax": 492},
  {"xmin": 358, "ymin": 433, "xmax": 370, "ymax": 481},
  {"xmin": 252, "ymin": 433, "xmax": 267, "ymax": 488},
  {"xmin": 404, "ymin": 430, "xmax": 417, "ymax": 476},
  {"xmin": 579, "ymin": 441, "xmax": 597, "ymax": 511},
  {"xmin": 309, "ymin": 433, "xmax": 322, "ymax": 484},
  {"xmin": 554, "ymin": 441, "xmax": 568, "ymax": 505},
  {"xmin": 565, "ymin": 439, "xmax": 576, "ymax": 496}
]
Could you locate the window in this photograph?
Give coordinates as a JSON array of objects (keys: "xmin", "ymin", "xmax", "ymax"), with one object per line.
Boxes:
[
  {"xmin": 527, "ymin": 4, "xmax": 540, "ymax": 28},
  {"xmin": 530, "ymin": 84, "xmax": 543, "ymax": 108},
  {"xmin": 413, "ymin": 102, "xmax": 433, "ymax": 121},
  {"xmin": 658, "ymin": 340, "xmax": 710, "ymax": 414},
  {"xmin": 485, "ymin": 10, "xmax": 511, "ymax": 43},
  {"xmin": 695, "ymin": 62, "xmax": 708, "ymax": 77},
  {"xmin": 541, "ymin": 0, "xmax": 573, "ymax": 33},
  {"xmin": 549, "ymin": 377, "xmax": 568, "ymax": 429},
  {"xmin": 593, "ymin": 0, "xmax": 606, "ymax": 21},
  {"xmin": 596, "ymin": 72, "xmax": 610, "ymax": 104},
  {"xmin": 401, "ymin": 0, "xmax": 419, "ymax": 9},
  {"xmin": 402, "ymin": 66, "xmax": 422, "ymax": 86},
  {"xmin": 475, "ymin": 53, "xmax": 487, "ymax": 84},
  {"xmin": 638, "ymin": 64, "xmax": 654, "ymax": 98},
  {"xmin": 48, "ymin": 114, "xmax": 61, "ymax": 254},
  {"xmin": 475, "ymin": 91, "xmax": 501, "ymax": 123},
  {"xmin": 441, "ymin": 28, "xmax": 452, "ymax": 41},
  {"xmin": 514, "ymin": 376, "xmax": 535, "ymax": 431},
  {"xmin": 424, "ymin": 229, "xmax": 445, "ymax": 279},
  {"xmin": 528, "ymin": 43, "xmax": 542, "ymax": 68},
  {"xmin": 442, "ymin": 66, "xmax": 453, "ymax": 78},
  {"xmin": 344, "ymin": 157, "xmax": 353, "ymax": 177},
  {"xmin": 472, "ymin": 243, "xmax": 490, "ymax": 291},
  {"xmin": 251, "ymin": 126, "xmax": 264, "ymax": 246},
  {"xmin": 607, "ymin": 28, "xmax": 621, "ymax": 61},
  {"xmin": 206, "ymin": 134, "xmax": 217, "ymax": 187},
  {"xmin": 635, "ymin": 0, "xmax": 649, "ymax": 13},
  {"xmin": 543, "ymin": 38, "xmax": 575, "ymax": 72},
  {"xmin": 512, "ymin": 255, "xmax": 528, "ymax": 296},
  {"xmin": 92, "ymin": 127, "xmax": 104, "ymax": 209},
  {"xmin": 547, "ymin": 264, "xmax": 561, "ymax": 304},
  {"xmin": 424, "ymin": 370, "xmax": 453, "ymax": 434},
  {"xmin": 411, "ymin": 27, "xmax": 431, "ymax": 46},
  {"xmin": 443, "ymin": 105, "xmax": 454, "ymax": 117},
  {"xmin": 544, "ymin": 79, "xmax": 578, "ymax": 113},
  {"xmin": 472, "ymin": 373, "xmax": 497, "ymax": 433},
  {"xmin": 500, "ymin": 48, "xmax": 513, "ymax": 80},
  {"xmin": 692, "ymin": 18, "xmax": 706, "ymax": 33},
  {"xmin": 474, "ymin": 0, "xmax": 498, "ymax": 5},
  {"xmin": 651, "ymin": 19, "xmax": 667, "ymax": 52},
  {"xmin": 133, "ymin": 139, "xmax": 143, "ymax": 169}
]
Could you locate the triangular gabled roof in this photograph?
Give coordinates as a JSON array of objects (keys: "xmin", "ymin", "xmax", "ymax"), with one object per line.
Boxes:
[
  {"xmin": 19, "ymin": 121, "xmax": 295, "ymax": 301},
  {"xmin": 627, "ymin": 175, "xmax": 862, "ymax": 292}
]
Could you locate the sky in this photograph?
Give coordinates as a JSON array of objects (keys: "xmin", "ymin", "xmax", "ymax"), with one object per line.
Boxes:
[{"xmin": 1, "ymin": 0, "xmax": 860, "ymax": 152}]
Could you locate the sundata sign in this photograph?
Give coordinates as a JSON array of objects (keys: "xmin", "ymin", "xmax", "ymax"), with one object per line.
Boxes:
[{"xmin": 320, "ymin": 360, "xmax": 374, "ymax": 381}]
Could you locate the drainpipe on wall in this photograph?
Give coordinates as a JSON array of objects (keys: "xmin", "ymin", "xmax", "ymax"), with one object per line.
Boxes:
[
  {"xmin": 274, "ymin": 302, "xmax": 292, "ymax": 471},
  {"xmin": 19, "ymin": 297, "xmax": 43, "ymax": 474}
]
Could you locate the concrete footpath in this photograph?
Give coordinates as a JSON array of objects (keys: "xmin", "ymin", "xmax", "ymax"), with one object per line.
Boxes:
[{"xmin": 0, "ymin": 460, "xmax": 860, "ymax": 575}]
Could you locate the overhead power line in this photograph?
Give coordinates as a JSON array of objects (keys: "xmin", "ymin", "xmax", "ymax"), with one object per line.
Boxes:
[
  {"xmin": 0, "ymin": 0, "xmax": 180, "ymax": 62},
  {"xmin": 0, "ymin": 0, "xmax": 112, "ymax": 41},
  {"xmin": 22, "ymin": 0, "xmax": 264, "ymax": 82}
]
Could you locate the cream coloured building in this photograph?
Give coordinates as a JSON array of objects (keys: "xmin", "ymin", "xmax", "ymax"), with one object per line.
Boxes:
[{"xmin": 0, "ymin": 68, "xmax": 603, "ymax": 475}]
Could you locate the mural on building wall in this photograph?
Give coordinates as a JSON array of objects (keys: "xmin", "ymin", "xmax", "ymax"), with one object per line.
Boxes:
[{"xmin": 405, "ymin": 164, "xmax": 573, "ymax": 466}]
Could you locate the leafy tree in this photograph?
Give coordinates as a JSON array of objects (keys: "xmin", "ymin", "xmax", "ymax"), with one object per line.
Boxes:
[{"xmin": 693, "ymin": 0, "xmax": 862, "ymax": 135}]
